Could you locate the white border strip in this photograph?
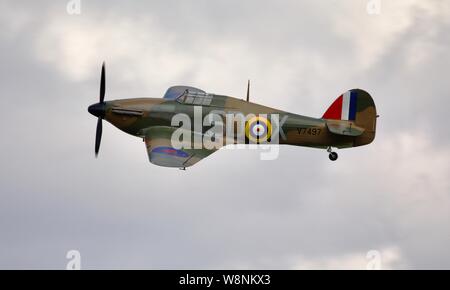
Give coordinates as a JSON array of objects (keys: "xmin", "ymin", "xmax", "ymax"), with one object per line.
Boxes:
[{"xmin": 341, "ymin": 91, "xmax": 350, "ymax": 120}]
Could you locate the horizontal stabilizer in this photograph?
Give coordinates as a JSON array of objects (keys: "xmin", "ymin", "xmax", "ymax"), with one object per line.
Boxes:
[{"xmin": 326, "ymin": 121, "xmax": 365, "ymax": 137}]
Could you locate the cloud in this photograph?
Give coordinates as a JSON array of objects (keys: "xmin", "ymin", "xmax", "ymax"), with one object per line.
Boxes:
[
  {"xmin": 293, "ymin": 247, "xmax": 402, "ymax": 270},
  {"xmin": 0, "ymin": 0, "xmax": 449, "ymax": 269}
]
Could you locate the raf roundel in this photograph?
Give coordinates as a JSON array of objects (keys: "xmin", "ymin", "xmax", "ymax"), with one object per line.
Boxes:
[{"xmin": 245, "ymin": 115, "xmax": 272, "ymax": 143}]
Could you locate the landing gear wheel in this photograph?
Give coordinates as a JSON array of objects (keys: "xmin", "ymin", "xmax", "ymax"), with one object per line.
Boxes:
[{"xmin": 329, "ymin": 152, "xmax": 338, "ymax": 161}]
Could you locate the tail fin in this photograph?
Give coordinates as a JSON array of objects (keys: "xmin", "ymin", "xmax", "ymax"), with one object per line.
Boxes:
[{"xmin": 322, "ymin": 89, "xmax": 377, "ymax": 146}]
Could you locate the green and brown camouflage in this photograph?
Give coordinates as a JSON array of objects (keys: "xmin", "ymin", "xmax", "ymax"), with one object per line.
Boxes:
[{"xmin": 88, "ymin": 65, "xmax": 377, "ymax": 168}]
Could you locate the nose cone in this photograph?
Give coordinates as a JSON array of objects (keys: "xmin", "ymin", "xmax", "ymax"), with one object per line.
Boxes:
[{"xmin": 88, "ymin": 102, "xmax": 106, "ymax": 118}]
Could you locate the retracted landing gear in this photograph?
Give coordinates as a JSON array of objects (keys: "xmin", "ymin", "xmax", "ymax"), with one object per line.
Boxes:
[{"xmin": 327, "ymin": 147, "xmax": 338, "ymax": 161}]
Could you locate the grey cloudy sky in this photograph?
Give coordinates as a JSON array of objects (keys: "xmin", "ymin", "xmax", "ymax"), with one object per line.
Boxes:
[{"xmin": 0, "ymin": 0, "xmax": 449, "ymax": 269}]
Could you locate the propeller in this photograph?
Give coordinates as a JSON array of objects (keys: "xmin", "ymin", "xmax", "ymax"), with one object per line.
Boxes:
[
  {"xmin": 100, "ymin": 62, "xmax": 105, "ymax": 103},
  {"xmin": 95, "ymin": 116, "xmax": 102, "ymax": 157},
  {"xmin": 88, "ymin": 62, "xmax": 107, "ymax": 157}
]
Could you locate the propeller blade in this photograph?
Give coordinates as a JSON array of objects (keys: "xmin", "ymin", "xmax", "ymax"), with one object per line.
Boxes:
[
  {"xmin": 100, "ymin": 62, "xmax": 105, "ymax": 103},
  {"xmin": 95, "ymin": 117, "xmax": 102, "ymax": 157}
]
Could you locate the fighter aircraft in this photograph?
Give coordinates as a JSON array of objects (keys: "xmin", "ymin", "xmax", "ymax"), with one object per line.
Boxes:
[{"xmin": 88, "ymin": 63, "xmax": 377, "ymax": 169}]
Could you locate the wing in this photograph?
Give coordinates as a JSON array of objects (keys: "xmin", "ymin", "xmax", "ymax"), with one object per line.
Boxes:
[{"xmin": 143, "ymin": 126, "xmax": 217, "ymax": 168}]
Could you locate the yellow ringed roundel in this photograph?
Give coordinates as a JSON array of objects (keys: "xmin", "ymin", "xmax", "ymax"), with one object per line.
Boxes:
[{"xmin": 245, "ymin": 115, "xmax": 272, "ymax": 143}]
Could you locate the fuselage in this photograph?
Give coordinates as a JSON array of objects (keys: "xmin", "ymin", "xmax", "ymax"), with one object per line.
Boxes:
[{"xmin": 99, "ymin": 94, "xmax": 361, "ymax": 149}]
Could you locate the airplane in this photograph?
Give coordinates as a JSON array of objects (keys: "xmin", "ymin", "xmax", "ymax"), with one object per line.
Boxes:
[{"xmin": 88, "ymin": 63, "xmax": 377, "ymax": 169}]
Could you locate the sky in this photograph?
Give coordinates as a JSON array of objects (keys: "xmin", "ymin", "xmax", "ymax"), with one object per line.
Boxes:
[{"xmin": 0, "ymin": 0, "xmax": 449, "ymax": 269}]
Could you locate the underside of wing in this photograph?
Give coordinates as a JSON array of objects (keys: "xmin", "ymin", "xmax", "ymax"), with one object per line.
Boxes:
[{"xmin": 143, "ymin": 126, "xmax": 217, "ymax": 168}]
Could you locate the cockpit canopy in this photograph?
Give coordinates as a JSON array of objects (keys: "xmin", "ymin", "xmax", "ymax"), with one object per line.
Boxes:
[
  {"xmin": 163, "ymin": 86, "xmax": 205, "ymax": 99},
  {"xmin": 163, "ymin": 85, "xmax": 214, "ymax": 106}
]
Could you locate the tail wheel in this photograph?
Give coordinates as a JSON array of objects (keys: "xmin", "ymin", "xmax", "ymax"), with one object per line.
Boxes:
[{"xmin": 329, "ymin": 152, "xmax": 338, "ymax": 161}]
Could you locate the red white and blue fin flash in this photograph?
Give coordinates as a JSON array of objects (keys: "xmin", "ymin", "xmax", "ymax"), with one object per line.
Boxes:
[{"xmin": 322, "ymin": 90, "xmax": 358, "ymax": 121}]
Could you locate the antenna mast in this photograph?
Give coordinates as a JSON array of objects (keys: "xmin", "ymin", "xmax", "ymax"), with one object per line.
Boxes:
[{"xmin": 246, "ymin": 80, "xmax": 250, "ymax": 102}]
